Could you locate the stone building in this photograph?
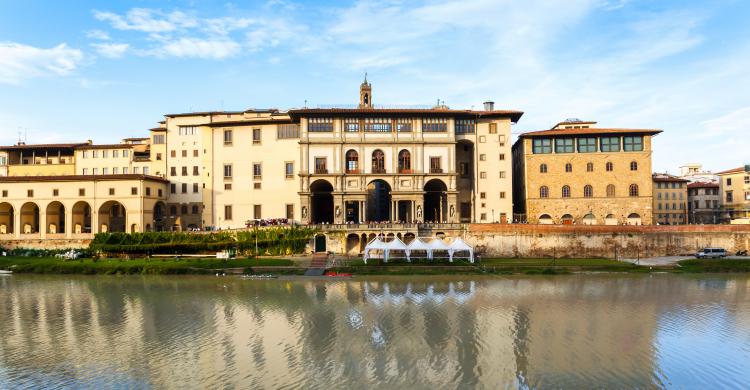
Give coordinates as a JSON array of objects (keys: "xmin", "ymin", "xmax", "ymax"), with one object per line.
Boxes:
[
  {"xmin": 687, "ymin": 181, "xmax": 720, "ymax": 224},
  {"xmin": 512, "ymin": 119, "xmax": 661, "ymax": 225},
  {"xmin": 652, "ymin": 173, "xmax": 688, "ymax": 225},
  {"xmin": 717, "ymin": 165, "xmax": 750, "ymax": 223}
]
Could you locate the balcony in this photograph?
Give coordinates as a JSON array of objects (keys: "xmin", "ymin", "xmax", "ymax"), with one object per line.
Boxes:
[
  {"xmin": 398, "ymin": 168, "xmax": 413, "ymax": 174},
  {"xmin": 372, "ymin": 168, "xmax": 386, "ymax": 174},
  {"xmin": 315, "ymin": 168, "xmax": 328, "ymax": 174},
  {"xmin": 345, "ymin": 169, "xmax": 360, "ymax": 174},
  {"xmin": 430, "ymin": 168, "xmax": 443, "ymax": 174}
]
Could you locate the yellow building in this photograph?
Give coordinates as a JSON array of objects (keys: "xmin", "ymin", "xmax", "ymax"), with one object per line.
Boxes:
[
  {"xmin": 512, "ymin": 120, "xmax": 661, "ymax": 225},
  {"xmin": 652, "ymin": 173, "xmax": 688, "ymax": 225},
  {"xmin": 717, "ymin": 165, "xmax": 750, "ymax": 223}
]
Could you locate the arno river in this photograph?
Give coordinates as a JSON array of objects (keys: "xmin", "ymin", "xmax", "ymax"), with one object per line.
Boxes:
[{"xmin": 1, "ymin": 274, "xmax": 749, "ymax": 389}]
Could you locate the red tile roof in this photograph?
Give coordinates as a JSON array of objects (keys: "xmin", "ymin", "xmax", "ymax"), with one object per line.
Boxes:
[
  {"xmin": 652, "ymin": 174, "xmax": 689, "ymax": 183},
  {"xmin": 288, "ymin": 108, "xmax": 524, "ymax": 122},
  {"xmin": 715, "ymin": 166, "xmax": 748, "ymax": 175},
  {"xmin": 687, "ymin": 181, "xmax": 719, "ymax": 189}
]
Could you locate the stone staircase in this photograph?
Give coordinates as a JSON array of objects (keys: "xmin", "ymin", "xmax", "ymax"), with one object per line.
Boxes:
[{"xmin": 304, "ymin": 252, "xmax": 328, "ymax": 276}]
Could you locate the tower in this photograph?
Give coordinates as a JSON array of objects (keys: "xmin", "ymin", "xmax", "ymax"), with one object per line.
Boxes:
[{"xmin": 359, "ymin": 73, "xmax": 372, "ymax": 109}]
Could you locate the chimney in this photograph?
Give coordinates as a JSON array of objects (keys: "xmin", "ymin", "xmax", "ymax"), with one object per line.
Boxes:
[
  {"xmin": 483, "ymin": 101, "xmax": 495, "ymax": 111},
  {"xmin": 87, "ymin": 139, "xmax": 93, "ymax": 145}
]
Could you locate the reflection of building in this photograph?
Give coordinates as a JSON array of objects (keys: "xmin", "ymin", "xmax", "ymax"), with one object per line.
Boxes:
[
  {"xmin": 512, "ymin": 119, "xmax": 661, "ymax": 225},
  {"xmin": 717, "ymin": 165, "xmax": 750, "ymax": 223},
  {"xmin": 687, "ymin": 181, "xmax": 720, "ymax": 224},
  {"xmin": 652, "ymin": 173, "xmax": 688, "ymax": 225}
]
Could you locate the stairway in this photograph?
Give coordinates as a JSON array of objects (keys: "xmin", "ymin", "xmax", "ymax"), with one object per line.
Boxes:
[{"xmin": 305, "ymin": 252, "xmax": 328, "ymax": 276}]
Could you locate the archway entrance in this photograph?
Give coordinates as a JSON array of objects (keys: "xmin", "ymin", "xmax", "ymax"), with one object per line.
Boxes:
[
  {"xmin": 582, "ymin": 213, "xmax": 596, "ymax": 225},
  {"xmin": 0, "ymin": 203, "xmax": 14, "ymax": 234},
  {"xmin": 310, "ymin": 180, "xmax": 334, "ymax": 224},
  {"xmin": 20, "ymin": 202, "xmax": 40, "ymax": 234},
  {"xmin": 99, "ymin": 201, "xmax": 126, "ymax": 233},
  {"xmin": 424, "ymin": 179, "xmax": 448, "ymax": 223},
  {"xmin": 605, "ymin": 214, "xmax": 618, "ymax": 225},
  {"xmin": 46, "ymin": 201, "xmax": 65, "ymax": 234},
  {"xmin": 153, "ymin": 201, "xmax": 166, "ymax": 231},
  {"xmin": 345, "ymin": 233, "xmax": 360, "ymax": 255},
  {"xmin": 561, "ymin": 214, "xmax": 574, "ymax": 225},
  {"xmin": 367, "ymin": 179, "xmax": 391, "ymax": 222},
  {"xmin": 539, "ymin": 214, "xmax": 553, "ymax": 225},
  {"xmin": 314, "ymin": 234, "xmax": 327, "ymax": 253},
  {"xmin": 72, "ymin": 201, "xmax": 92, "ymax": 234},
  {"xmin": 627, "ymin": 213, "xmax": 642, "ymax": 225}
]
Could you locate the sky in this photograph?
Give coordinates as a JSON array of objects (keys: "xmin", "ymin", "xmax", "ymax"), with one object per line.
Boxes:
[{"xmin": 0, "ymin": 0, "xmax": 749, "ymax": 173}]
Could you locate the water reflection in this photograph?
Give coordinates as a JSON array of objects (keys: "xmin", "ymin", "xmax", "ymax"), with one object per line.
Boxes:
[{"xmin": 0, "ymin": 275, "xmax": 749, "ymax": 389}]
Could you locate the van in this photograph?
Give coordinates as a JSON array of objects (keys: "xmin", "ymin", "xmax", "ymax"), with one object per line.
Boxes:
[{"xmin": 695, "ymin": 248, "xmax": 727, "ymax": 259}]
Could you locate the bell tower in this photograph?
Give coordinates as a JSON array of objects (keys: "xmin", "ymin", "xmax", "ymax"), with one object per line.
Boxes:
[{"xmin": 359, "ymin": 73, "xmax": 372, "ymax": 109}]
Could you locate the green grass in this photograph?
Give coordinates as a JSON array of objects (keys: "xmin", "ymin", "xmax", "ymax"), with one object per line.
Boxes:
[
  {"xmin": 677, "ymin": 259, "xmax": 750, "ymax": 273},
  {"xmin": 0, "ymin": 256, "xmax": 295, "ymax": 275}
]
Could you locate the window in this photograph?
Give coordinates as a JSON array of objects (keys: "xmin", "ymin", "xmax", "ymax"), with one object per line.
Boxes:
[
  {"xmin": 93, "ymin": 168, "xmax": 99, "ymax": 175},
  {"xmin": 727, "ymin": 178, "xmax": 732, "ymax": 186},
  {"xmin": 170, "ymin": 205, "xmax": 177, "ymax": 216},
  {"xmin": 532, "ymin": 138, "xmax": 552, "ymax": 154},
  {"xmin": 344, "ymin": 119, "xmax": 359, "ymax": 132},
  {"xmin": 586, "ymin": 162, "xmax": 594, "ymax": 172},
  {"xmin": 630, "ymin": 161, "xmax": 638, "ymax": 171},
  {"xmin": 430, "ymin": 157, "xmax": 442, "ymax": 173},
  {"xmin": 224, "ymin": 183, "xmax": 232, "ymax": 190},
  {"xmin": 82, "ymin": 151, "xmax": 88, "ymax": 159},
  {"xmin": 480, "ymin": 192, "xmax": 486, "ymax": 199},
  {"xmin": 146, "ymin": 187, "xmax": 151, "ymax": 196},
  {"xmin": 396, "ymin": 118, "xmax": 412, "ymax": 132},
  {"xmin": 79, "ymin": 188, "xmax": 85, "ymax": 196},
  {"xmin": 170, "ymin": 184, "xmax": 176, "ymax": 194},
  {"xmin": 254, "ymin": 205, "xmax": 262, "ymax": 219},
  {"xmin": 102, "ymin": 167, "xmax": 109, "ymax": 175},
  {"xmin": 131, "ymin": 187, "xmax": 138, "ymax": 195},
  {"xmin": 540, "ymin": 164, "xmax": 548, "ymax": 173},
  {"xmin": 745, "ymin": 176, "xmax": 749, "ymax": 184},
  {"xmin": 224, "ymin": 205, "xmax": 233, "ymax": 220},
  {"xmin": 1, "ymin": 190, "xmax": 6, "ymax": 197},
  {"xmin": 499, "ymin": 171, "xmax": 506, "ymax": 179},
  {"xmin": 726, "ymin": 191, "xmax": 733, "ymax": 202},
  {"xmin": 629, "ymin": 184, "xmax": 639, "ymax": 197},
  {"xmin": 192, "ymin": 205, "xmax": 199, "ymax": 214},
  {"xmin": 102, "ymin": 150, "xmax": 109, "ymax": 158},
  {"xmin": 606, "ymin": 184, "xmax": 616, "ymax": 197},
  {"xmin": 365, "ymin": 118, "xmax": 392, "ymax": 132},
  {"xmin": 315, "ymin": 157, "xmax": 327, "ymax": 174},
  {"xmin": 623, "ymin": 136, "xmax": 643, "ymax": 151},
  {"xmin": 459, "ymin": 162, "xmax": 470, "ymax": 178},
  {"xmin": 480, "ymin": 213, "xmax": 487, "ymax": 221},
  {"xmin": 254, "ymin": 182, "xmax": 262, "ymax": 189},
  {"xmin": 181, "ymin": 166, "xmax": 188, "ymax": 176},
  {"xmin": 82, "ymin": 168, "xmax": 89, "ymax": 175},
  {"xmin": 480, "ymin": 172, "xmax": 487, "ymax": 179},
  {"xmin": 565, "ymin": 163, "xmax": 572, "ymax": 173},
  {"xmin": 143, "ymin": 167, "xmax": 149, "ymax": 175},
  {"xmin": 489, "ymin": 123, "xmax": 497, "ymax": 134},
  {"xmin": 193, "ymin": 149, "xmax": 199, "ymax": 157},
  {"xmin": 499, "ymin": 191, "xmax": 506, "ymax": 199},
  {"xmin": 181, "ymin": 150, "xmax": 187, "ymax": 157},
  {"xmin": 113, "ymin": 150, "xmax": 119, "ymax": 158},
  {"xmin": 193, "ymin": 183, "xmax": 199, "ymax": 193},
  {"xmin": 277, "ymin": 124, "xmax": 300, "ymax": 139},
  {"xmin": 584, "ymin": 185, "xmax": 593, "ymax": 198},
  {"xmin": 455, "ymin": 119, "xmax": 476, "ymax": 134},
  {"xmin": 170, "ymin": 167, "xmax": 177, "ymax": 176},
  {"xmin": 156, "ymin": 153, "xmax": 162, "ymax": 161},
  {"xmin": 555, "ymin": 138, "xmax": 574, "ymax": 153},
  {"xmin": 285, "ymin": 162, "xmax": 294, "ymax": 178},
  {"xmin": 498, "ymin": 135, "xmax": 506, "ymax": 146},
  {"xmin": 253, "ymin": 163, "xmax": 262, "ymax": 179},
  {"xmin": 170, "ymin": 150, "xmax": 177, "ymax": 158},
  {"xmin": 223, "ymin": 164, "xmax": 232, "ymax": 178},
  {"xmin": 479, "ymin": 154, "xmax": 486, "ymax": 161},
  {"xmin": 108, "ymin": 188, "xmax": 115, "ymax": 196},
  {"xmin": 193, "ymin": 166, "xmax": 199, "ymax": 176},
  {"xmin": 606, "ymin": 162, "xmax": 613, "ymax": 171},
  {"xmin": 154, "ymin": 134, "xmax": 165, "ymax": 144},
  {"xmin": 92, "ymin": 150, "xmax": 99, "ymax": 158},
  {"xmin": 577, "ymin": 137, "xmax": 597, "ymax": 153},
  {"xmin": 562, "ymin": 185, "xmax": 571, "ymax": 198},
  {"xmin": 345, "ymin": 150, "xmax": 359, "ymax": 173},
  {"xmin": 308, "ymin": 118, "xmax": 333, "ymax": 132},
  {"xmin": 499, "ymin": 153, "xmax": 505, "ymax": 161},
  {"xmin": 181, "ymin": 183, "xmax": 187, "ymax": 194},
  {"xmin": 181, "ymin": 205, "xmax": 188, "ymax": 215},
  {"xmin": 179, "ymin": 126, "xmax": 197, "ymax": 136},
  {"xmin": 286, "ymin": 204, "xmax": 294, "ymax": 219},
  {"xmin": 422, "ymin": 117, "xmax": 447, "ymax": 132},
  {"xmin": 52, "ymin": 189, "xmax": 59, "ymax": 196},
  {"xmin": 123, "ymin": 150, "xmax": 129, "ymax": 157},
  {"xmin": 540, "ymin": 186, "xmax": 549, "ymax": 198},
  {"xmin": 398, "ymin": 150, "xmax": 411, "ymax": 173},
  {"xmin": 372, "ymin": 150, "xmax": 385, "ymax": 173},
  {"xmin": 252, "ymin": 128, "xmax": 261, "ymax": 144},
  {"xmin": 223, "ymin": 129, "xmax": 233, "ymax": 144}
]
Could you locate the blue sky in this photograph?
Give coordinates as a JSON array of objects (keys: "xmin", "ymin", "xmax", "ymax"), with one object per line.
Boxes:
[{"xmin": 1, "ymin": 0, "xmax": 749, "ymax": 172}]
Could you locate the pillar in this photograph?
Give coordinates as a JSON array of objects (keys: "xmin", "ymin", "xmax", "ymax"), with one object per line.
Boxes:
[
  {"xmin": 39, "ymin": 211, "xmax": 47, "ymax": 239},
  {"xmin": 13, "ymin": 206, "xmax": 21, "ymax": 239},
  {"xmin": 65, "ymin": 205, "xmax": 73, "ymax": 238},
  {"xmin": 92, "ymin": 207, "xmax": 100, "ymax": 234}
]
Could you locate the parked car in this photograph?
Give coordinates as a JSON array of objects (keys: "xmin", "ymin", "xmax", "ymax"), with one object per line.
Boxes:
[{"xmin": 695, "ymin": 248, "xmax": 728, "ymax": 259}]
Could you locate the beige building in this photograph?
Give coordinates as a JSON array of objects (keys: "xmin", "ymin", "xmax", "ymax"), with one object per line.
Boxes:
[
  {"xmin": 652, "ymin": 173, "xmax": 688, "ymax": 225},
  {"xmin": 717, "ymin": 165, "xmax": 750, "ymax": 223},
  {"xmin": 687, "ymin": 181, "xmax": 720, "ymax": 224},
  {"xmin": 512, "ymin": 120, "xmax": 660, "ymax": 225}
]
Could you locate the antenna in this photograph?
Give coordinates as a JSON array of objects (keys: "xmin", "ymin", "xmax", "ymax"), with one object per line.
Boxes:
[{"xmin": 304, "ymin": 99, "xmax": 308, "ymax": 108}]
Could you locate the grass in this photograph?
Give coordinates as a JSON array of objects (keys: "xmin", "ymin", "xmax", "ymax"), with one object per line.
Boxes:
[
  {"xmin": 0, "ymin": 256, "xmax": 295, "ymax": 275},
  {"xmin": 677, "ymin": 259, "xmax": 750, "ymax": 273}
]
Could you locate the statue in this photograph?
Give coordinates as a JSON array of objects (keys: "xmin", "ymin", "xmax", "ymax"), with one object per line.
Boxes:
[
  {"xmin": 335, "ymin": 206, "xmax": 341, "ymax": 217},
  {"xmin": 417, "ymin": 206, "xmax": 422, "ymax": 218},
  {"xmin": 301, "ymin": 206, "xmax": 307, "ymax": 218},
  {"xmin": 450, "ymin": 205, "xmax": 455, "ymax": 217}
]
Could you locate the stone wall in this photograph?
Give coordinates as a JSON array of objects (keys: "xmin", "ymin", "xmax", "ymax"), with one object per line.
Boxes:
[{"xmin": 1, "ymin": 239, "xmax": 91, "ymax": 251}]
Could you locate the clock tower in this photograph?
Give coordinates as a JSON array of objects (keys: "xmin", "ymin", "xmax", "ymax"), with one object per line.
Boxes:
[{"xmin": 359, "ymin": 73, "xmax": 372, "ymax": 109}]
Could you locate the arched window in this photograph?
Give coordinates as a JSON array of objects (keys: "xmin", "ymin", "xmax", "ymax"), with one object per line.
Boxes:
[
  {"xmin": 372, "ymin": 150, "xmax": 385, "ymax": 173},
  {"xmin": 586, "ymin": 162, "xmax": 594, "ymax": 172},
  {"xmin": 606, "ymin": 162, "xmax": 613, "ymax": 171},
  {"xmin": 606, "ymin": 184, "xmax": 616, "ymax": 197},
  {"xmin": 540, "ymin": 163, "xmax": 548, "ymax": 173},
  {"xmin": 584, "ymin": 185, "xmax": 593, "ymax": 198},
  {"xmin": 346, "ymin": 150, "xmax": 359, "ymax": 173},
  {"xmin": 562, "ymin": 185, "xmax": 571, "ymax": 198},
  {"xmin": 540, "ymin": 186, "xmax": 549, "ymax": 198},
  {"xmin": 170, "ymin": 205, "xmax": 177, "ymax": 216},
  {"xmin": 630, "ymin": 161, "xmax": 638, "ymax": 171},
  {"xmin": 191, "ymin": 205, "xmax": 199, "ymax": 214},
  {"xmin": 398, "ymin": 149, "xmax": 411, "ymax": 173},
  {"xmin": 629, "ymin": 184, "xmax": 639, "ymax": 197},
  {"xmin": 181, "ymin": 204, "xmax": 188, "ymax": 214},
  {"xmin": 565, "ymin": 163, "xmax": 572, "ymax": 173}
]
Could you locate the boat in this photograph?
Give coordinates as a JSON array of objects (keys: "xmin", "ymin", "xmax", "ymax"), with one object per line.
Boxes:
[{"xmin": 0, "ymin": 270, "xmax": 12, "ymax": 275}]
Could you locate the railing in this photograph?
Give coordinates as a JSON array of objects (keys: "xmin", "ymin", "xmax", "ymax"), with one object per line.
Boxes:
[
  {"xmin": 315, "ymin": 168, "xmax": 328, "ymax": 174},
  {"xmin": 372, "ymin": 168, "xmax": 386, "ymax": 174},
  {"xmin": 430, "ymin": 168, "xmax": 443, "ymax": 174},
  {"xmin": 398, "ymin": 168, "xmax": 413, "ymax": 174},
  {"xmin": 346, "ymin": 169, "xmax": 360, "ymax": 174},
  {"xmin": 311, "ymin": 222, "xmax": 466, "ymax": 231}
]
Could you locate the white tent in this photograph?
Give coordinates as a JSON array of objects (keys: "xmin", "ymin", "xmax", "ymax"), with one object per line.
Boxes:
[
  {"xmin": 382, "ymin": 237, "xmax": 408, "ymax": 263},
  {"xmin": 363, "ymin": 237, "xmax": 387, "ymax": 264},
  {"xmin": 448, "ymin": 237, "xmax": 474, "ymax": 263},
  {"xmin": 425, "ymin": 238, "xmax": 451, "ymax": 260},
  {"xmin": 405, "ymin": 238, "xmax": 431, "ymax": 262}
]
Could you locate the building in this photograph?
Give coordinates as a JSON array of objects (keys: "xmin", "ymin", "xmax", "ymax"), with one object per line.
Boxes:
[
  {"xmin": 717, "ymin": 165, "xmax": 750, "ymax": 223},
  {"xmin": 679, "ymin": 163, "xmax": 717, "ymax": 183},
  {"xmin": 512, "ymin": 119, "xmax": 661, "ymax": 225},
  {"xmin": 652, "ymin": 173, "xmax": 688, "ymax": 225},
  {"xmin": 687, "ymin": 181, "xmax": 720, "ymax": 224}
]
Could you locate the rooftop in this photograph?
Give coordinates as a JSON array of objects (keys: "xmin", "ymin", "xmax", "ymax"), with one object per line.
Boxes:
[
  {"xmin": 653, "ymin": 173, "xmax": 689, "ymax": 183},
  {"xmin": 287, "ymin": 108, "xmax": 524, "ymax": 122},
  {"xmin": 688, "ymin": 181, "xmax": 719, "ymax": 189},
  {"xmin": 518, "ymin": 127, "xmax": 662, "ymax": 138},
  {"xmin": 0, "ymin": 142, "xmax": 89, "ymax": 151},
  {"xmin": 0, "ymin": 174, "xmax": 168, "ymax": 183},
  {"xmin": 716, "ymin": 166, "xmax": 749, "ymax": 175}
]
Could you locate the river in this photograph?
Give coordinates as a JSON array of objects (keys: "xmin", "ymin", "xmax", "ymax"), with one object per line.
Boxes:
[{"xmin": 1, "ymin": 274, "xmax": 749, "ymax": 389}]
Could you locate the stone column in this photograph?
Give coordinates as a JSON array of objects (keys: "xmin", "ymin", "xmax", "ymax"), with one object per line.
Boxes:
[
  {"xmin": 39, "ymin": 211, "xmax": 47, "ymax": 239},
  {"xmin": 65, "ymin": 205, "xmax": 73, "ymax": 239},
  {"xmin": 13, "ymin": 206, "xmax": 21, "ymax": 239}
]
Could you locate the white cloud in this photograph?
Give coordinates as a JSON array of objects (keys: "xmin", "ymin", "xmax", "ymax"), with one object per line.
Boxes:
[
  {"xmin": 93, "ymin": 8, "xmax": 197, "ymax": 33},
  {"xmin": 702, "ymin": 106, "xmax": 750, "ymax": 136},
  {"xmin": 86, "ymin": 29, "xmax": 110, "ymax": 40},
  {"xmin": 91, "ymin": 43, "xmax": 129, "ymax": 58},
  {"xmin": 148, "ymin": 38, "xmax": 240, "ymax": 59},
  {"xmin": 0, "ymin": 42, "xmax": 83, "ymax": 84}
]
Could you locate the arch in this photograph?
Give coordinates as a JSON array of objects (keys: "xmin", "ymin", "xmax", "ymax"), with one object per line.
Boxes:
[
  {"xmin": 539, "ymin": 186, "xmax": 549, "ymax": 198},
  {"xmin": 20, "ymin": 202, "xmax": 40, "ymax": 234},
  {"xmin": 424, "ymin": 179, "xmax": 448, "ymax": 223},
  {"xmin": 0, "ymin": 202, "xmax": 14, "ymax": 234},
  {"xmin": 367, "ymin": 179, "xmax": 391, "ymax": 222},
  {"xmin": 398, "ymin": 149, "xmax": 411, "ymax": 173},
  {"xmin": 561, "ymin": 185, "xmax": 571, "ymax": 198},
  {"xmin": 582, "ymin": 213, "xmax": 596, "ymax": 225},
  {"xmin": 371, "ymin": 149, "xmax": 385, "ymax": 173},
  {"xmin": 604, "ymin": 213, "xmax": 618, "ymax": 225},
  {"xmin": 45, "ymin": 201, "xmax": 65, "ymax": 234},
  {"xmin": 583, "ymin": 185, "xmax": 593, "ymax": 198},
  {"xmin": 586, "ymin": 162, "xmax": 594, "ymax": 172},
  {"xmin": 71, "ymin": 201, "xmax": 92, "ymax": 234},
  {"xmin": 538, "ymin": 214, "xmax": 553, "ymax": 225},
  {"xmin": 627, "ymin": 213, "xmax": 642, "ymax": 225},
  {"xmin": 130, "ymin": 224, "xmax": 138, "ymax": 233},
  {"xmin": 403, "ymin": 232, "xmax": 416, "ymax": 244},
  {"xmin": 345, "ymin": 149, "xmax": 359, "ymax": 173},
  {"xmin": 153, "ymin": 201, "xmax": 167, "ymax": 231},
  {"xmin": 310, "ymin": 179, "xmax": 334, "ymax": 224},
  {"xmin": 345, "ymin": 233, "xmax": 360, "ymax": 255},
  {"xmin": 314, "ymin": 234, "xmax": 327, "ymax": 252},
  {"xmin": 98, "ymin": 200, "xmax": 126, "ymax": 233},
  {"xmin": 630, "ymin": 161, "xmax": 638, "ymax": 171},
  {"xmin": 629, "ymin": 184, "xmax": 639, "ymax": 197},
  {"xmin": 606, "ymin": 184, "xmax": 616, "ymax": 198},
  {"xmin": 565, "ymin": 163, "xmax": 572, "ymax": 173},
  {"xmin": 561, "ymin": 214, "xmax": 574, "ymax": 225},
  {"xmin": 540, "ymin": 163, "xmax": 547, "ymax": 173},
  {"xmin": 360, "ymin": 233, "xmax": 367, "ymax": 253},
  {"xmin": 606, "ymin": 162, "xmax": 613, "ymax": 171},
  {"xmin": 170, "ymin": 205, "xmax": 178, "ymax": 216}
]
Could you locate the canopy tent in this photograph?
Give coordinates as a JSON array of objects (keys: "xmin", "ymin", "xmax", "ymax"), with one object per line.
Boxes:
[
  {"xmin": 425, "ymin": 238, "xmax": 451, "ymax": 260},
  {"xmin": 362, "ymin": 237, "xmax": 387, "ymax": 264},
  {"xmin": 382, "ymin": 237, "xmax": 408, "ymax": 263},
  {"xmin": 447, "ymin": 237, "xmax": 474, "ymax": 263},
  {"xmin": 405, "ymin": 238, "xmax": 431, "ymax": 262}
]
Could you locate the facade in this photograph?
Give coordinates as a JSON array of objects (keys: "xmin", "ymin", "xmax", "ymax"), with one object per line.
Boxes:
[
  {"xmin": 652, "ymin": 173, "xmax": 688, "ymax": 225},
  {"xmin": 512, "ymin": 119, "xmax": 660, "ymax": 225},
  {"xmin": 717, "ymin": 166, "xmax": 750, "ymax": 223},
  {"xmin": 687, "ymin": 181, "xmax": 720, "ymax": 224}
]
